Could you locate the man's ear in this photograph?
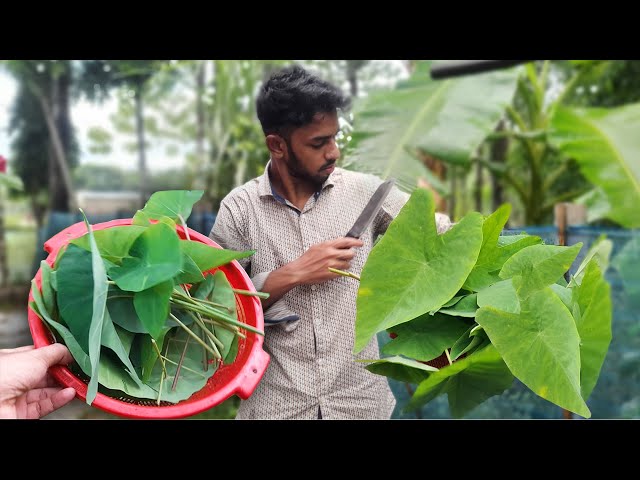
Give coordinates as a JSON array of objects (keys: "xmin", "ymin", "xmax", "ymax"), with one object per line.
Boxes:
[{"xmin": 266, "ymin": 134, "xmax": 286, "ymax": 160}]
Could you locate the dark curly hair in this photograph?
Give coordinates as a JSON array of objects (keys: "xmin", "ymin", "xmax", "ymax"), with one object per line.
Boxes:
[{"xmin": 256, "ymin": 64, "xmax": 350, "ymax": 136}]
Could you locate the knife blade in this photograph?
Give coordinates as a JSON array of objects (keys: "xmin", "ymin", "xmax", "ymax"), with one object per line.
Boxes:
[{"xmin": 345, "ymin": 178, "xmax": 396, "ymax": 238}]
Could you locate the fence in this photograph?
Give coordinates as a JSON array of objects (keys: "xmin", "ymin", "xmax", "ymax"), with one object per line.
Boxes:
[{"xmin": 382, "ymin": 225, "xmax": 640, "ymax": 419}]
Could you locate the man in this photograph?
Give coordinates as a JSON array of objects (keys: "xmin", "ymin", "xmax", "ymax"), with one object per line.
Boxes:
[
  {"xmin": 0, "ymin": 343, "xmax": 76, "ymax": 419},
  {"xmin": 210, "ymin": 65, "xmax": 451, "ymax": 419}
]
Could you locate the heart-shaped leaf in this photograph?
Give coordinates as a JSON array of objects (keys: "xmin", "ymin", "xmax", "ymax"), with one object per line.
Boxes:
[
  {"xmin": 109, "ymin": 222, "xmax": 182, "ymax": 292},
  {"xmin": 355, "ymin": 188, "xmax": 483, "ymax": 352}
]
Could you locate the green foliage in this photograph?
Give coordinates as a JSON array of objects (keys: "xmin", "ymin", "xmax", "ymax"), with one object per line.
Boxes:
[
  {"xmin": 346, "ymin": 60, "xmax": 640, "ymax": 228},
  {"xmin": 30, "ymin": 190, "xmax": 262, "ymax": 409},
  {"xmin": 6, "ymin": 60, "xmax": 80, "ymax": 213},
  {"xmin": 561, "ymin": 60, "xmax": 640, "ymax": 108},
  {"xmin": 345, "ymin": 60, "xmax": 519, "ymax": 195},
  {"xmin": 356, "ymin": 188, "xmax": 613, "ymax": 418}
]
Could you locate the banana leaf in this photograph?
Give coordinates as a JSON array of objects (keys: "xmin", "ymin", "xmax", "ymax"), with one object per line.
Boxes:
[
  {"xmin": 550, "ymin": 103, "xmax": 640, "ymax": 228},
  {"xmin": 346, "ymin": 60, "xmax": 520, "ymax": 194}
]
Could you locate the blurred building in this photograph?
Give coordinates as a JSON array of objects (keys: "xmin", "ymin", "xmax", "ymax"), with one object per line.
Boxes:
[{"xmin": 76, "ymin": 190, "xmax": 139, "ymax": 216}]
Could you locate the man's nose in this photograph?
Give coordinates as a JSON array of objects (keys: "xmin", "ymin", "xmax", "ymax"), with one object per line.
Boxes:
[{"xmin": 326, "ymin": 139, "xmax": 340, "ymax": 161}]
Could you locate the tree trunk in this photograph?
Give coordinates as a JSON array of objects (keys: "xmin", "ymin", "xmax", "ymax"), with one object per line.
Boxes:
[
  {"xmin": 194, "ymin": 61, "xmax": 207, "ymax": 191},
  {"xmin": 474, "ymin": 155, "xmax": 483, "ymax": 212},
  {"xmin": 134, "ymin": 87, "xmax": 148, "ymax": 208},
  {"xmin": 449, "ymin": 166, "xmax": 457, "ymax": 221},
  {"xmin": 490, "ymin": 119, "xmax": 508, "ymax": 214},
  {"xmin": 33, "ymin": 80, "xmax": 76, "ymax": 212}
]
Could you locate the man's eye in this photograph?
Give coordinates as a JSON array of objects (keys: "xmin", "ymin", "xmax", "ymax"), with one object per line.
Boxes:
[{"xmin": 311, "ymin": 143, "xmax": 324, "ymax": 149}]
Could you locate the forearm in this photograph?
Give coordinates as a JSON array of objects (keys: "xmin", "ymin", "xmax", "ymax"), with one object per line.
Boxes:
[{"xmin": 260, "ymin": 263, "xmax": 302, "ymax": 309}]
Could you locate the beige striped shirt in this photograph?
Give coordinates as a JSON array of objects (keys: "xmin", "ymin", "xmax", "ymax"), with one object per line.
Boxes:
[{"xmin": 210, "ymin": 161, "xmax": 452, "ymax": 419}]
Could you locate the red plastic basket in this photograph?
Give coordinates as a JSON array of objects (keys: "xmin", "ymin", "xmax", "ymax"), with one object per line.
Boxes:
[{"xmin": 27, "ymin": 218, "xmax": 269, "ymax": 419}]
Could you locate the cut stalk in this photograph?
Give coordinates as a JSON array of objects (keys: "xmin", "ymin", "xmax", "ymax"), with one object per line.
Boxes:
[
  {"xmin": 170, "ymin": 313, "xmax": 219, "ymax": 357},
  {"xmin": 232, "ymin": 288, "xmax": 270, "ymax": 299},
  {"xmin": 171, "ymin": 297, "xmax": 263, "ymax": 335}
]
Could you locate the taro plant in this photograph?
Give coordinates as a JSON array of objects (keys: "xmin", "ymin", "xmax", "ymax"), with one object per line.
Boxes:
[
  {"xmin": 29, "ymin": 190, "xmax": 265, "ymax": 406},
  {"xmin": 351, "ymin": 188, "xmax": 612, "ymax": 418}
]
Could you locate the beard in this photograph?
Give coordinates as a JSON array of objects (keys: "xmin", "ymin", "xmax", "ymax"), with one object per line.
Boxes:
[{"xmin": 284, "ymin": 141, "xmax": 332, "ymax": 187}]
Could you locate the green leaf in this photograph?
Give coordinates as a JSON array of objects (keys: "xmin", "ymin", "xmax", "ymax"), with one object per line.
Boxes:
[
  {"xmin": 84, "ymin": 349, "xmax": 158, "ymax": 400},
  {"xmin": 191, "ymin": 274, "xmax": 216, "ymax": 300},
  {"xmin": 106, "ymin": 287, "xmax": 146, "ymax": 333},
  {"xmin": 476, "ymin": 288, "xmax": 590, "ymax": 418},
  {"xmin": 572, "ymin": 260, "xmax": 612, "ymax": 400},
  {"xmin": 100, "ymin": 308, "xmax": 145, "ymax": 387},
  {"xmin": 109, "ymin": 222, "xmax": 182, "ymax": 292},
  {"xmin": 383, "ymin": 312, "xmax": 470, "ymax": 362},
  {"xmin": 80, "ymin": 210, "xmax": 109, "ymax": 405},
  {"xmin": 572, "ymin": 236, "xmax": 612, "ymax": 286},
  {"xmin": 209, "ymin": 271, "xmax": 239, "ymax": 363},
  {"xmin": 449, "ymin": 325, "xmax": 475, "ymax": 360},
  {"xmin": 364, "ymin": 355, "xmax": 437, "ymax": 384},
  {"xmin": 71, "ymin": 225, "xmax": 146, "ymax": 264},
  {"xmin": 438, "ymin": 293, "xmax": 478, "ymax": 317},
  {"xmin": 499, "ymin": 243, "xmax": 582, "ymax": 299},
  {"xmin": 550, "ymin": 104, "xmax": 640, "ymax": 228},
  {"xmin": 347, "ymin": 60, "xmax": 520, "ymax": 194},
  {"xmin": 355, "ymin": 188, "xmax": 483, "ymax": 352},
  {"xmin": 56, "ymin": 244, "xmax": 98, "ymax": 353},
  {"xmin": 133, "ymin": 190, "xmax": 204, "ymax": 224},
  {"xmin": 39, "ymin": 261, "xmax": 55, "ymax": 315},
  {"xmin": 477, "ymin": 279, "xmax": 519, "ymax": 314},
  {"xmin": 180, "ymin": 239, "xmax": 255, "ymax": 272},
  {"xmin": 146, "ymin": 327, "xmax": 219, "ymax": 403},
  {"xmin": 30, "ymin": 284, "xmax": 91, "ymax": 375},
  {"xmin": 137, "ymin": 329, "xmax": 171, "ymax": 383},
  {"xmin": 463, "ymin": 204, "xmax": 511, "ymax": 291},
  {"xmin": 451, "ymin": 330, "xmax": 488, "ymax": 361},
  {"xmin": 463, "ymin": 206, "xmax": 544, "ymax": 292},
  {"xmin": 133, "ymin": 280, "xmax": 174, "ymax": 340},
  {"xmin": 175, "ymin": 253, "xmax": 205, "ymax": 285},
  {"xmin": 407, "ymin": 344, "xmax": 514, "ymax": 418}
]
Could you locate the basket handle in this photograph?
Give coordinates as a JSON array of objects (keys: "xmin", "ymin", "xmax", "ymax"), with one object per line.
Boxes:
[{"xmin": 235, "ymin": 349, "xmax": 270, "ymax": 399}]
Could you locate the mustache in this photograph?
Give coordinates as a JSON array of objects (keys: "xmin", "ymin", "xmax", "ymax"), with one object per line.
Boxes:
[{"xmin": 321, "ymin": 162, "xmax": 336, "ymax": 170}]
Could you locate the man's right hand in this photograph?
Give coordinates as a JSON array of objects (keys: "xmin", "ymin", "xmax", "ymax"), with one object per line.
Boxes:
[
  {"xmin": 292, "ymin": 237, "xmax": 364, "ymax": 285},
  {"xmin": 260, "ymin": 237, "xmax": 364, "ymax": 309}
]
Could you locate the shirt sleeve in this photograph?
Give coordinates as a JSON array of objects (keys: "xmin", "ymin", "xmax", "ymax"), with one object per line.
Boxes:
[
  {"xmin": 209, "ymin": 198, "xmax": 299, "ymax": 329},
  {"xmin": 209, "ymin": 199, "xmax": 252, "ymax": 272}
]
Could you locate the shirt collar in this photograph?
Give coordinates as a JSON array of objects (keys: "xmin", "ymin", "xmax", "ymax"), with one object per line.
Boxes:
[{"xmin": 257, "ymin": 159, "xmax": 340, "ymax": 201}]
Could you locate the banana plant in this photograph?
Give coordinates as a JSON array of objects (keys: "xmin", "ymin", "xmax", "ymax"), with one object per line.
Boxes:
[{"xmin": 346, "ymin": 60, "xmax": 640, "ymax": 228}]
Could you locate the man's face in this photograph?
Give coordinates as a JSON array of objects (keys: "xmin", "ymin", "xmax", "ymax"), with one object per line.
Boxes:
[{"xmin": 281, "ymin": 110, "xmax": 341, "ymax": 187}]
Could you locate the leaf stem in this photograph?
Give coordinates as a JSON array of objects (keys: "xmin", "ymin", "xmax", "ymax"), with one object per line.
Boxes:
[
  {"xmin": 170, "ymin": 313, "xmax": 219, "ymax": 357},
  {"xmin": 171, "ymin": 297, "xmax": 264, "ymax": 335},
  {"xmin": 328, "ymin": 267, "xmax": 361, "ymax": 281},
  {"xmin": 151, "ymin": 338, "xmax": 168, "ymax": 379},
  {"xmin": 232, "ymin": 288, "xmax": 270, "ymax": 299}
]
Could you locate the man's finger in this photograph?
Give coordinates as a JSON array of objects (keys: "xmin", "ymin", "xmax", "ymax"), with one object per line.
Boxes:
[
  {"xmin": 25, "ymin": 387, "xmax": 76, "ymax": 419},
  {"xmin": 31, "ymin": 343, "xmax": 74, "ymax": 368},
  {"xmin": 0, "ymin": 345, "xmax": 35, "ymax": 355},
  {"xmin": 332, "ymin": 237, "xmax": 364, "ymax": 249}
]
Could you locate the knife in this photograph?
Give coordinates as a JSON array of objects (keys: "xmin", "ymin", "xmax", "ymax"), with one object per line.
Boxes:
[{"xmin": 345, "ymin": 178, "xmax": 396, "ymax": 238}]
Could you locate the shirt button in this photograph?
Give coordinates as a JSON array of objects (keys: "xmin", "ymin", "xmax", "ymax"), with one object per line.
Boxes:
[{"xmin": 311, "ymin": 285, "xmax": 317, "ymax": 291}]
